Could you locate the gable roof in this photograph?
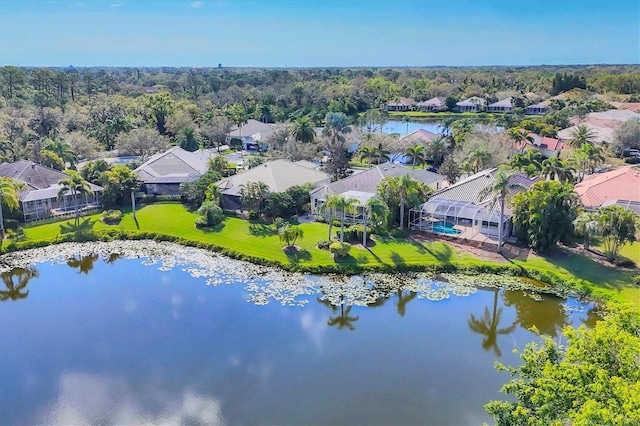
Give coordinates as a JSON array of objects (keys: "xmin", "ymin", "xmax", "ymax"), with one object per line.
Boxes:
[
  {"xmin": 415, "ymin": 97, "xmax": 445, "ymax": 106},
  {"xmin": 0, "ymin": 159, "xmax": 71, "ymax": 190},
  {"xmin": 557, "ymin": 123, "xmax": 615, "ymax": 144},
  {"xmin": 457, "ymin": 97, "xmax": 486, "ymax": 107},
  {"xmin": 134, "ymin": 147, "xmax": 217, "ymax": 182},
  {"xmin": 585, "ymin": 109, "xmax": 639, "ymax": 122},
  {"xmin": 228, "ymin": 119, "xmax": 277, "ymax": 138},
  {"xmin": 488, "ymin": 97, "xmax": 513, "ymax": 108},
  {"xmin": 386, "ymin": 97, "xmax": 416, "ymax": 107},
  {"xmin": 432, "ymin": 168, "xmax": 540, "ymax": 207},
  {"xmin": 310, "ymin": 162, "xmax": 445, "ymax": 198},
  {"xmin": 398, "ymin": 128, "xmax": 439, "ymax": 144},
  {"xmin": 574, "ymin": 166, "xmax": 640, "ymax": 208},
  {"xmin": 216, "ymin": 159, "xmax": 330, "ymax": 196}
]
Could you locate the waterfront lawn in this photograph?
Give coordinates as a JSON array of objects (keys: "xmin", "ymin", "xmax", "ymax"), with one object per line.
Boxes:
[{"xmin": 18, "ymin": 202, "xmax": 639, "ymax": 306}]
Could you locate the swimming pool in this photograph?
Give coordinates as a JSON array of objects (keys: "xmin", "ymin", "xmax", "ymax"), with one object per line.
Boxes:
[{"xmin": 429, "ymin": 221, "xmax": 462, "ymax": 235}]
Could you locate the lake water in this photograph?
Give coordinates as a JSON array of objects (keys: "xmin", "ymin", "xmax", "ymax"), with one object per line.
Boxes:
[{"xmin": 0, "ymin": 247, "xmax": 597, "ymax": 425}]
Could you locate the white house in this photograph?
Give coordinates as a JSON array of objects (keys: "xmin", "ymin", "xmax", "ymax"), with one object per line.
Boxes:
[
  {"xmin": 455, "ymin": 97, "xmax": 486, "ymax": 112},
  {"xmin": 227, "ymin": 119, "xmax": 278, "ymax": 151},
  {"xmin": 487, "ymin": 98, "xmax": 514, "ymax": 113}
]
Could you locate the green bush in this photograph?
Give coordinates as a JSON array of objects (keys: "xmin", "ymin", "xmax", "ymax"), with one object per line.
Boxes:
[
  {"xmin": 4, "ymin": 218, "xmax": 19, "ymax": 230},
  {"xmin": 329, "ymin": 241, "xmax": 352, "ymax": 258},
  {"xmin": 246, "ymin": 210, "xmax": 260, "ymax": 220},
  {"xmin": 195, "ymin": 216, "xmax": 209, "ymax": 228},
  {"xmin": 317, "ymin": 239, "xmax": 332, "ymax": 250},
  {"xmin": 633, "ymin": 275, "xmax": 640, "ymax": 287},
  {"xmin": 101, "ymin": 209, "xmax": 123, "ymax": 225},
  {"xmin": 196, "ymin": 201, "xmax": 225, "ymax": 227}
]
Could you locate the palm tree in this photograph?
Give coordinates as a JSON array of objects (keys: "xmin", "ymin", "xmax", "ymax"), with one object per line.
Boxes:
[
  {"xmin": 567, "ymin": 124, "xmax": 597, "ymax": 148},
  {"xmin": 425, "ymin": 135, "xmax": 449, "ymax": 167},
  {"xmin": 323, "ymin": 195, "xmax": 359, "ymax": 243},
  {"xmin": 507, "ymin": 127, "xmax": 529, "ymax": 149},
  {"xmin": 58, "ymin": 171, "xmax": 93, "ymax": 226},
  {"xmin": 371, "ymin": 142, "xmax": 391, "ymax": 165},
  {"xmin": 396, "ymin": 174, "xmax": 418, "ymax": 230},
  {"xmin": 477, "ymin": 169, "xmax": 524, "ymax": 253},
  {"xmin": 176, "ymin": 127, "xmax": 201, "ymax": 152},
  {"xmin": 439, "ymin": 116, "xmax": 456, "ymax": 136},
  {"xmin": 541, "ymin": 157, "xmax": 575, "ymax": 183},
  {"xmin": 290, "ymin": 116, "xmax": 316, "ymax": 143},
  {"xmin": 468, "ymin": 146, "xmax": 491, "ymax": 173},
  {"xmin": 359, "ymin": 197, "xmax": 389, "ymax": 247},
  {"xmin": 322, "ymin": 112, "xmax": 351, "ymax": 144},
  {"xmin": 579, "ymin": 143, "xmax": 605, "ymax": 175},
  {"xmin": 468, "ymin": 289, "xmax": 517, "ymax": 357},
  {"xmin": 0, "ymin": 177, "xmax": 21, "ymax": 238},
  {"xmin": 574, "ymin": 212, "xmax": 599, "ymax": 250},
  {"xmin": 509, "ymin": 149, "xmax": 543, "ymax": 177},
  {"xmin": 358, "ymin": 145, "xmax": 376, "ymax": 165},
  {"xmin": 278, "ymin": 224, "xmax": 304, "ymax": 248},
  {"xmin": 44, "ymin": 138, "xmax": 77, "ymax": 167},
  {"xmin": 404, "ymin": 144, "xmax": 426, "ymax": 168},
  {"xmin": 239, "ymin": 181, "xmax": 269, "ymax": 213},
  {"xmin": 402, "ymin": 115, "xmax": 412, "ymax": 134},
  {"xmin": 0, "ymin": 267, "xmax": 39, "ymax": 302}
]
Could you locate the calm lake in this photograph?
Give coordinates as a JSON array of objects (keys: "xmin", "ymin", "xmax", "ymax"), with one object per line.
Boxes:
[{"xmin": 0, "ymin": 244, "xmax": 597, "ymax": 425}]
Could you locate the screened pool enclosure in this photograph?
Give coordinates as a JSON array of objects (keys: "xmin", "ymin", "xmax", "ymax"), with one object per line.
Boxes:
[{"xmin": 408, "ymin": 198, "xmax": 511, "ymax": 244}]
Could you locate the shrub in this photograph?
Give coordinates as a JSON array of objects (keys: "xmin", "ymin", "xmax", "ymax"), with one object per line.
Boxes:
[
  {"xmin": 196, "ymin": 201, "xmax": 225, "ymax": 227},
  {"xmin": 329, "ymin": 241, "xmax": 352, "ymax": 258},
  {"xmin": 633, "ymin": 275, "xmax": 640, "ymax": 287},
  {"xmin": 101, "ymin": 209, "xmax": 123, "ymax": 225},
  {"xmin": 317, "ymin": 239, "xmax": 332, "ymax": 250},
  {"xmin": 3, "ymin": 218, "xmax": 19, "ymax": 230},
  {"xmin": 246, "ymin": 210, "xmax": 260, "ymax": 220}
]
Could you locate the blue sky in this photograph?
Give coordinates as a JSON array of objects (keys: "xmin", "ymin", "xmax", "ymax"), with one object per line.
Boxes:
[{"xmin": 0, "ymin": 0, "xmax": 638, "ymax": 67}]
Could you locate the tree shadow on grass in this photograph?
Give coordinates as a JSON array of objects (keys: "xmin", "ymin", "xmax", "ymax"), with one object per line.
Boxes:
[
  {"xmin": 59, "ymin": 218, "xmax": 96, "ymax": 235},
  {"xmin": 200, "ymin": 222, "xmax": 226, "ymax": 234},
  {"xmin": 389, "ymin": 251, "xmax": 405, "ymax": 265},
  {"xmin": 283, "ymin": 246, "xmax": 312, "ymax": 264},
  {"xmin": 248, "ymin": 222, "xmax": 273, "ymax": 237}
]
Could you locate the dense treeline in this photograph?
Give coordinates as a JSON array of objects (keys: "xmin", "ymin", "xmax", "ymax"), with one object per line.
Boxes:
[{"xmin": 0, "ymin": 64, "xmax": 638, "ymax": 170}]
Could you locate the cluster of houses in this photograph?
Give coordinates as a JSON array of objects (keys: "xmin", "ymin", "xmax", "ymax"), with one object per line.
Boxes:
[{"xmin": 384, "ymin": 96, "xmax": 551, "ymax": 115}]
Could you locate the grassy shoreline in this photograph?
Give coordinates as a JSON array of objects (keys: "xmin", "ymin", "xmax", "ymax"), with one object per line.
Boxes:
[{"xmin": 6, "ymin": 202, "xmax": 639, "ymax": 306}]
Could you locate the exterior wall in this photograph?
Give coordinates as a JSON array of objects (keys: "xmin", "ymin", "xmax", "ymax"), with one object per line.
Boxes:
[
  {"xmin": 487, "ymin": 106, "xmax": 513, "ymax": 113},
  {"xmin": 143, "ymin": 183, "xmax": 182, "ymax": 196},
  {"xmin": 525, "ymin": 106, "xmax": 550, "ymax": 115}
]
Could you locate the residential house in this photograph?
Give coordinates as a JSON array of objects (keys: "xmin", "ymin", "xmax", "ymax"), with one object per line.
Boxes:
[
  {"xmin": 409, "ymin": 168, "xmax": 540, "ymax": 245},
  {"xmin": 415, "ymin": 97, "xmax": 447, "ymax": 112},
  {"xmin": 227, "ymin": 119, "xmax": 278, "ymax": 151},
  {"xmin": 574, "ymin": 166, "xmax": 640, "ymax": 213},
  {"xmin": 216, "ymin": 159, "xmax": 331, "ymax": 210},
  {"xmin": 557, "ymin": 122, "xmax": 616, "ymax": 145},
  {"xmin": 517, "ymin": 133, "xmax": 564, "ymax": 158},
  {"xmin": 310, "ymin": 162, "xmax": 445, "ymax": 220},
  {"xmin": 455, "ymin": 97, "xmax": 486, "ymax": 112},
  {"xmin": 134, "ymin": 146, "xmax": 218, "ymax": 195},
  {"xmin": 525, "ymin": 101, "xmax": 551, "ymax": 115},
  {"xmin": 398, "ymin": 129, "xmax": 440, "ymax": 148},
  {"xmin": 0, "ymin": 159, "xmax": 103, "ymax": 222},
  {"xmin": 384, "ymin": 98, "xmax": 416, "ymax": 112},
  {"xmin": 487, "ymin": 98, "xmax": 514, "ymax": 113}
]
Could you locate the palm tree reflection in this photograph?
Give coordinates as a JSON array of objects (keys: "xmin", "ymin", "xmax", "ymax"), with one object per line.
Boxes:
[
  {"xmin": 66, "ymin": 254, "xmax": 99, "ymax": 274},
  {"xmin": 395, "ymin": 290, "xmax": 416, "ymax": 317},
  {"xmin": 318, "ymin": 295, "xmax": 360, "ymax": 331},
  {"xmin": 468, "ymin": 288, "xmax": 516, "ymax": 357},
  {"xmin": 0, "ymin": 267, "xmax": 39, "ymax": 302}
]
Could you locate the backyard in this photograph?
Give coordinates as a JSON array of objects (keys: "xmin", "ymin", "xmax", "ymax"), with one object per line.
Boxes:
[{"xmin": 14, "ymin": 202, "xmax": 640, "ymax": 306}]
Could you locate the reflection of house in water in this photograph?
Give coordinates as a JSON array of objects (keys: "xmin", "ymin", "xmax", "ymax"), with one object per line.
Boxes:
[{"xmin": 0, "ymin": 160, "xmax": 102, "ymax": 221}]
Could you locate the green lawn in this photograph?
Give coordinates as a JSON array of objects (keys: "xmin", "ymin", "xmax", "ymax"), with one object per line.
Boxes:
[{"xmin": 18, "ymin": 202, "xmax": 639, "ymax": 306}]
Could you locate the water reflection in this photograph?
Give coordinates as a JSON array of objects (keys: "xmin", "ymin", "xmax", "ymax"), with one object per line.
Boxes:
[
  {"xmin": 319, "ymin": 295, "xmax": 360, "ymax": 331},
  {"xmin": 395, "ymin": 290, "xmax": 417, "ymax": 317},
  {"xmin": 468, "ymin": 288, "xmax": 517, "ymax": 357},
  {"xmin": 0, "ymin": 267, "xmax": 39, "ymax": 302},
  {"xmin": 66, "ymin": 254, "xmax": 99, "ymax": 274},
  {"xmin": 502, "ymin": 290, "xmax": 569, "ymax": 337}
]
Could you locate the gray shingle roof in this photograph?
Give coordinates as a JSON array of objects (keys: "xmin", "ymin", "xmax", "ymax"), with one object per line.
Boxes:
[
  {"xmin": 310, "ymin": 162, "xmax": 445, "ymax": 198},
  {"xmin": 20, "ymin": 182, "xmax": 103, "ymax": 202},
  {"xmin": 488, "ymin": 97, "xmax": 513, "ymax": 108},
  {"xmin": 432, "ymin": 168, "xmax": 540, "ymax": 206},
  {"xmin": 134, "ymin": 147, "xmax": 217, "ymax": 182},
  {"xmin": 228, "ymin": 119, "xmax": 277, "ymax": 138},
  {"xmin": 217, "ymin": 159, "xmax": 330, "ymax": 196},
  {"xmin": 0, "ymin": 159, "xmax": 70, "ymax": 190},
  {"xmin": 457, "ymin": 97, "xmax": 487, "ymax": 107}
]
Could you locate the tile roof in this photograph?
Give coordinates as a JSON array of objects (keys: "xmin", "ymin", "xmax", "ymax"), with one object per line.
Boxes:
[
  {"xmin": 217, "ymin": 159, "xmax": 330, "ymax": 196},
  {"xmin": 134, "ymin": 147, "xmax": 217, "ymax": 182},
  {"xmin": 431, "ymin": 168, "xmax": 540, "ymax": 209},
  {"xmin": 310, "ymin": 162, "xmax": 445, "ymax": 198},
  {"xmin": 574, "ymin": 166, "xmax": 640, "ymax": 208},
  {"xmin": 526, "ymin": 133, "xmax": 564, "ymax": 151},
  {"xmin": 0, "ymin": 159, "xmax": 71, "ymax": 190},
  {"xmin": 398, "ymin": 129, "xmax": 439, "ymax": 144},
  {"xmin": 557, "ymin": 123, "xmax": 615, "ymax": 144}
]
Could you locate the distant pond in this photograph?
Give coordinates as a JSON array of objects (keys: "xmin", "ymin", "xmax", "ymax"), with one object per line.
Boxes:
[{"xmin": 0, "ymin": 242, "xmax": 598, "ymax": 425}]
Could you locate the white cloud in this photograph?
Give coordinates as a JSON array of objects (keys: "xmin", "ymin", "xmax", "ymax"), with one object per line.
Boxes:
[{"xmin": 190, "ymin": 1, "xmax": 204, "ymax": 8}]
